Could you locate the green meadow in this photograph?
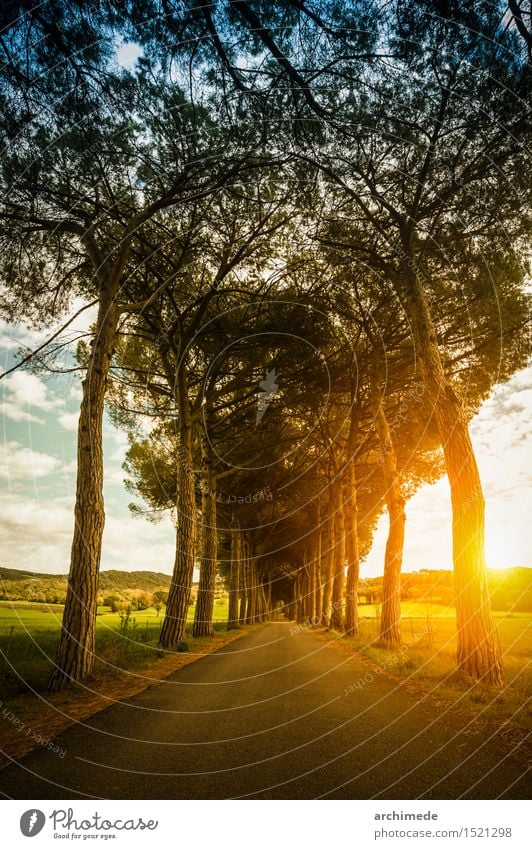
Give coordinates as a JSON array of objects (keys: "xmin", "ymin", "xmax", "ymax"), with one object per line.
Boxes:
[
  {"xmin": 0, "ymin": 599, "xmax": 230, "ymax": 699},
  {"xmin": 0, "ymin": 598, "xmax": 229, "ymax": 632}
]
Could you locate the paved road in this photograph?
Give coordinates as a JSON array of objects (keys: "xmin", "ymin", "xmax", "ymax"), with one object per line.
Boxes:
[{"xmin": 0, "ymin": 621, "xmax": 528, "ymax": 799}]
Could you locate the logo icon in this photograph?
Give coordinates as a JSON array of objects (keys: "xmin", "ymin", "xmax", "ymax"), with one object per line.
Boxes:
[
  {"xmin": 256, "ymin": 368, "xmax": 279, "ymax": 425},
  {"xmin": 20, "ymin": 810, "xmax": 46, "ymax": 837}
]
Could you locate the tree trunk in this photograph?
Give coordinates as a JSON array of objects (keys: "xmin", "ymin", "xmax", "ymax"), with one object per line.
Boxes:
[
  {"xmin": 49, "ymin": 283, "xmax": 120, "ymax": 690},
  {"xmin": 402, "ymin": 267, "xmax": 503, "ymax": 685},
  {"xmin": 285, "ymin": 580, "xmax": 297, "ymax": 620},
  {"xmin": 239, "ymin": 537, "xmax": 248, "ymax": 624},
  {"xmin": 193, "ymin": 442, "xmax": 217, "ymax": 637},
  {"xmin": 314, "ymin": 502, "xmax": 323, "ymax": 624},
  {"xmin": 371, "ymin": 357, "xmax": 405, "ymax": 648},
  {"xmin": 303, "ymin": 558, "xmax": 311, "ymax": 621},
  {"xmin": 246, "ymin": 548, "xmax": 257, "ymax": 624},
  {"xmin": 255, "ymin": 580, "xmax": 263, "ymax": 622},
  {"xmin": 265, "ymin": 580, "xmax": 272, "ymax": 620},
  {"xmin": 321, "ymin": 489, "xmax": 335, "ymax": 628},
  {"xmin": 344, "ymin": 458, "xmax": 360, "ymax": 636},
  {"xmin": 296, "ymin": 570, "xmax": 304, "ymax": 623},
  {"xmin": 258, "ymin": 581, "xmax": 267, "ymax": 622},
  {"xmin": 243, "ymin": 540, "xmax": 254, "ymax": 624},
  {"xmin": 159, "ymin": 363, "xmax": 196, "ymax": 648},
  {"xmin": 228, "ymin": 519, "xmax": 241, "ymax": 630},
  {"xmin": 305, "ymin": 543, "xmax": 316, "ymax": 623},
  {"xmin": 330, "ymin": 480, "xmax": 346, "ymax": 632}
]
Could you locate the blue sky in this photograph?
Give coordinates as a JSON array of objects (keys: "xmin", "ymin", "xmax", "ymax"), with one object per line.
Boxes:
[{"xmin": 0, "ymin": 307, "xmax": 530, "ymax": 577}]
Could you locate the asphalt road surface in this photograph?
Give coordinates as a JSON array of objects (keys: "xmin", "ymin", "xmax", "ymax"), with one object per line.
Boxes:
[{"xmin": 0, "ymin": 621, "xmax": 529, "ymax": 799}]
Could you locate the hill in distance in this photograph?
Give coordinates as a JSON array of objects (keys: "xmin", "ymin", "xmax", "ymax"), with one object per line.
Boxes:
[
  {"xmin": 0, "ymin": 568, "xmax": 173, "ymax": 604},
  {"xmin": 0, "ymin": 566, "xmax": 530, "ymax": 611},
  {"xmin": 0, "ymin": 567, "xmax": 171, "ymax": 589}
]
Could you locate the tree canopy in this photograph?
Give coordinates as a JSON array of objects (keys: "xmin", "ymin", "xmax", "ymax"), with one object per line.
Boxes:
[{"xmin": 0, "ymin": 0, "xmax": 529, "ymax": 687}]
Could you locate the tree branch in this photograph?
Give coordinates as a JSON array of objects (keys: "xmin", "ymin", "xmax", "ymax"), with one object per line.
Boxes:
[{"xmin": 0, "ymin": 299, "xmax": 99, "ymax": 380}]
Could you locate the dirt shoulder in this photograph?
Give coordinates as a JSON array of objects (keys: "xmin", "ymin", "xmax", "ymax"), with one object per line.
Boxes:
[{"xmin": 0, "ymin": 628, "xmax": 248, "ymax": 770}]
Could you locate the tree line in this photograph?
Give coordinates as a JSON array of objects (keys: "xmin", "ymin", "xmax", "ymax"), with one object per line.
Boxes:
[{"xmin": 0, "ymin": 1, "xmax": 530, "ymax": 690}]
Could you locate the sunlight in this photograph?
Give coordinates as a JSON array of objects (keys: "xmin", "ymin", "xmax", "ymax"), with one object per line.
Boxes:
[{"xmin": 485, "ymin": 531, "xmax": 523, "ymax": 570}]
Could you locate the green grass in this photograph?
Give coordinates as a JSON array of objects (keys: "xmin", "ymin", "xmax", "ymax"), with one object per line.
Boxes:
[
  {"xmin": 0, "ymin": 599, "xmax": 230, "ymax": 699},
  {"xmin": 0, "ymin": 599, "xmax": 229, "ymax": 632}
]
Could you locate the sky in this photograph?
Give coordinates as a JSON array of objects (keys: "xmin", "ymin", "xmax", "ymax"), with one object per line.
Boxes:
[
  {"xmin": 0, "ymin": 305, "xmax": 531, "ymax": 577},
  {"xmin": 364, "ymin": 363, "xmax": 532, "ymax": 574}
]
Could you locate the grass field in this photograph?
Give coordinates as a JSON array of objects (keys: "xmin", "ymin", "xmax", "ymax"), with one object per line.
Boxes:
[
  {"xmin": 1, "ymin": 600, "xmax": 530, "ymax": 730},
  {"xmin": 0, "ymin": 598, "xmax": 229, "ymax": 633},
  {"xmin": 329, "ymin": 606, "xmax": 532, "ymax": 730},
  {"xmin": 0, "ymin": 599, "xmax": 230, "ymax": 700}
]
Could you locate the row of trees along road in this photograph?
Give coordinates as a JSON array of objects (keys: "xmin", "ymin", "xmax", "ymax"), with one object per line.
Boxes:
[{"xmin": 0, "ymin": 2, "xmax": 530, "ymax": 688}]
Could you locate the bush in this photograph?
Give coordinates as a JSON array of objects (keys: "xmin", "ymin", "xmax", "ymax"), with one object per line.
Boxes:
[
  {"xmin": 153, "ymin": 590, "xmax": 168, "ymax": 605},
  {"xmin": 118, "ymin": 605, "xmax": 136, "ymax": 633},
  {"xmin": 103, "ymin": 594, "xmax": 123, "ymax": 612},
  {"xmin": 131, "ymin": 593, "xmax": 153, "ymax": 611}
]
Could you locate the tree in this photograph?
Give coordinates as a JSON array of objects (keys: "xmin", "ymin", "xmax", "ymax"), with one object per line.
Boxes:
[
  {"xmin": 304, "ymin": 4, "xmax": 530, "ymax": 681},
  {"xmin": 0, "ymin": 14, "xmax": 271, "ymax": 684},
  {"xmin": 108, "ymin": 176, "xmax": 292, "ymax": 643}
]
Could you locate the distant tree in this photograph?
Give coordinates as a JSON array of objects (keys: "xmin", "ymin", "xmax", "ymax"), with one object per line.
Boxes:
[
  {"xmin": 133, "ymin": 593, "xmax": 154, "ymax": 611},
  {"xmin": 103, "ymin": 595, "xmax": 122, "ymax": 613},
  {"xmin": 153, "ymin": 590, "xmax": 169, "ymax": 606}
]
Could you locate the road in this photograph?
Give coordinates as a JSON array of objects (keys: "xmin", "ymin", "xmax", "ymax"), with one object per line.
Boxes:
[{"xmin": 0, "ymin": 621, "xmax": 528, "ymax": 799}]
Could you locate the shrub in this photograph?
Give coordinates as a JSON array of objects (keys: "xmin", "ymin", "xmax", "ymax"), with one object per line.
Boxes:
[{"xmin": 103, "ymin": 594, "xmax": 123, "ymax": 612}]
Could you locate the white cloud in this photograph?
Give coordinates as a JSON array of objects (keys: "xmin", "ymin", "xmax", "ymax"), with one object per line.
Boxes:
[
  {"xmin": 67, "ymin": 297, "xmax": 98, "ymax": 335},
  {"xmin": 0, "ymin": 318, "xmax": 42, "ymax": 352},
  {"xmin": 0, "ymin": 490, "xmax": 74, "ymax": 571},
  {"xmin": 57, "ymin": 411, "xmax": 79, "ymax": 432},
  {"xmin": 0, "ymin": 300, "xmax": 96, "ymax": 375},
  {"xmin": 0, "ymin": 441, "xmax": 60, "ymax": 481},
  {"xmin": 105, "ymin": 425, "xmax": 130, "ymax": 462},
  {"xmin": 0, "ymin": 488, "xmax": 175, "ymax": 574},
  {"xmin": 116, "ymin": 41, "xmax": 144, "ymax": 69},
  {"xmin": 60, "ymin": 459, "xmax": 78, "ymax": 475},
  {"xmin": 1, "ymin": 371, "xmax": 58, "ymax": 425},
  {"xmin": 105, "ymin": 467, "xmax": 127, "ymax": 486},
  {"xmin": 102, "ymin": 513, "xmax": 174, "ymax": 572},
  {"xmin": 68, "ymin": 384, "xmax": 83, "ymax": 402},
  {"xmin": 2, "ymin": 362, "xmax": 84, "ymax": 431},
  {"xmin": 1, "ymin": 401, "xmax": 44, "ymax": 425}
]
